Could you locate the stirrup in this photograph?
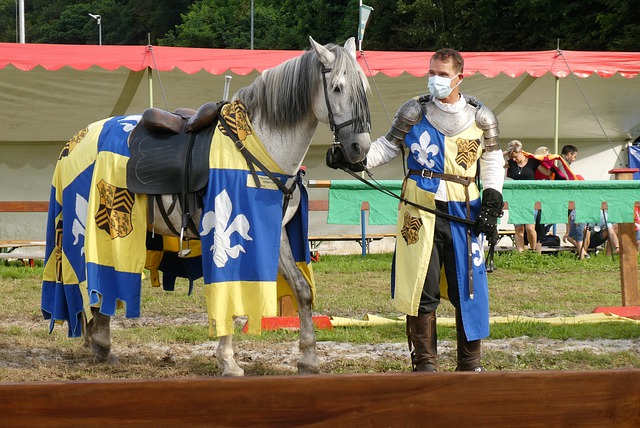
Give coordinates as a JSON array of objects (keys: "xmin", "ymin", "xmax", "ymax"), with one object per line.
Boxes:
[{"xmin": 178, "ymin": 227, "xmax": 191, "ymax": 258}]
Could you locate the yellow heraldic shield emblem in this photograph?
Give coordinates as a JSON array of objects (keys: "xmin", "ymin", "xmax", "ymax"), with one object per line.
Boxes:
[
  {"xmin": 94, "ymin": 179, "xmax": 135, "ymax": 239},
  {"xmin": 401, "ymin": 211, "xmax": 423, "ymax": 245},
  {"xmin": 218, "ymin": 101, "xmax": 253, "ymax": 141},
  {"xmin": 455, "ymin": 138, "xmax": 480, "ymax": 170},
  {"xmin": 58, "ymin": 127, "xmax": 89, "ymax": 160}
]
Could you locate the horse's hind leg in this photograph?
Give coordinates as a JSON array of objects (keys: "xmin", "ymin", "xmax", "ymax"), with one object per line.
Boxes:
[
  {"xmin": 84, "ymin": 307, "xmax": 119, "ymax": 365},
  {"xmin": 216, "ymin": 334, "xmax": 244, "ymax": 376},
  {"xmin": 279, "ymin": 231, "xmax": 319, "ymax": 375}
]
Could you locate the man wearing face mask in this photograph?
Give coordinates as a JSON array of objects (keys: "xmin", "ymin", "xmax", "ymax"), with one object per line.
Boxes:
[{"xmin": 327, "ymin": 48, "xmax": 504, "ymax": 372}]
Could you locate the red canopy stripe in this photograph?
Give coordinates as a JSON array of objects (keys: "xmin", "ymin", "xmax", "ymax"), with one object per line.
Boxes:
[{"xmin": 1, "ymin": 43, "xmax": 639, "ymax": 79}]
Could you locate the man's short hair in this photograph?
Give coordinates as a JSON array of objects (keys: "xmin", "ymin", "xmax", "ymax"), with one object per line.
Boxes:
[
  {"xmin": 561, "ymin": 144, "xmax": 578, "ymax": 155},
  {"xmin": 431, "ymin": 49, "xmax": 464, "ymax": 73}
]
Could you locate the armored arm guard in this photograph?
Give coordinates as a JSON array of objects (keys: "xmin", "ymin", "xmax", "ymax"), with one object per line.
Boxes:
[
  {"xmin": 385, "ymin": 99, "xmax": 423, "ymax": 147},
  {"xmin": 475, "ymin": 104, "xmax": 500, "ymax": 152}
]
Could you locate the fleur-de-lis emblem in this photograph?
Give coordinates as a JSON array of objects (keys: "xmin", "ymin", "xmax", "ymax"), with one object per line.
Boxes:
[
  {"xmin": 472, "ymin": 240, "xmax": 483, "ymax": 267},
  {"xmin": 200, "ymin": 189, "xmax": 253, "ymax": 268},
  {"xmin": 118, "ymin": 115, "xmax": 142, "ymax": 132},
  {"xmin": 411, "ymin": 131, "xmax": 439, "ymax": 168},
  {"xmin": 72, "ymin": 193, "xmax": 88, "ymax": 256}
]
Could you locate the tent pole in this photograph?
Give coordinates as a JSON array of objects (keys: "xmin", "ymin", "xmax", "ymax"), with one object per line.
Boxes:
[
  {"xmin": 553, "ymin": 75, "xmax": 559, "ymax": 156},
  {"xmin": 553, "ymin": 41, "xmax": 561, "ymax": 156},
  {"xmin": 147, "ymin": 66, "xmax": 153, "ymax": 108}
]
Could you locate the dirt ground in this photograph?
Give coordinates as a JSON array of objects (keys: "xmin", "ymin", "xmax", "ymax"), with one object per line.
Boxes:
[{"xmin": 2, "ymin": 312, "xmax": 639, "ymax": 379}]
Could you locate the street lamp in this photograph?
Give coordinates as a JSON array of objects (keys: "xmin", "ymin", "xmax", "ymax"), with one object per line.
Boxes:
[
  {"xmin": 250, "ymin": 0, "xmax": 254, "ymax": 50},
  {"xmin": 88, "ymin": 13, "xmax": 102, "ymax": 45}
]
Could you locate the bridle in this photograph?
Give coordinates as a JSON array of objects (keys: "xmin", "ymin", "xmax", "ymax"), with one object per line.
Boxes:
[{"xmin": 321, "ymin": 66, "xmax": 370, "ymax": 144}]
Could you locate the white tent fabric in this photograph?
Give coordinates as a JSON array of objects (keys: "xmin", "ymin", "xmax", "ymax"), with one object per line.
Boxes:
[{"xmin": 1, "ymin": 43, "xmax": 639, "ymax": 239}]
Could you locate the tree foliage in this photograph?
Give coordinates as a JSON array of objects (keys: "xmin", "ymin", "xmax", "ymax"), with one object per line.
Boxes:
[{"xmin": 2, "ymin": 0, "xmax": 639, "ymax": 51}]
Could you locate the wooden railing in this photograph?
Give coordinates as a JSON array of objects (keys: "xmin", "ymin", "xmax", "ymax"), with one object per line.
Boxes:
[{"xmin": 1, "ymin": 370, "xmax": 639, "ymax": 427}]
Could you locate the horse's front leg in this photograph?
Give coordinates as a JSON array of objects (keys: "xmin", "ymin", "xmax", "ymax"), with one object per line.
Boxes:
[
  {"xmin": 83, "ymin": 306, "xmax": 119, "ymax": 365},
  {"xmin": 279, "ymin": 230, "xmax": 319, "ymax": 374},
  {"xmin": 216, "ymin": 334, "xmax": 244, "ymax": 377}
]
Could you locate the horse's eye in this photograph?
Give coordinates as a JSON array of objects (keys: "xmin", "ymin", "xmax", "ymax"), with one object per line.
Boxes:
[{"xmin": 333, "ymin": 86, "xmax": 342, "ymax": 94}]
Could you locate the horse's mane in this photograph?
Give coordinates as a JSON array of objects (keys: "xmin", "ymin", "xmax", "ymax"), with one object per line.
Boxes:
[{"xmin": 235, "ymin": 43, "xmax": 370, "ymax": 132}]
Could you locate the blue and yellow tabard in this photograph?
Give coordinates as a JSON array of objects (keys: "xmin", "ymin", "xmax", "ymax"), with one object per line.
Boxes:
[
  {"xmin": 200, "ymin": 101, "xmax": 313, "ymax": 337},
  {"xmin": 42, "ymin": 115, "xmax": 147, "ymax": 337},
  {"xmin": 393, "ymin": 112, "xmax": 490, "ymax": 341}
]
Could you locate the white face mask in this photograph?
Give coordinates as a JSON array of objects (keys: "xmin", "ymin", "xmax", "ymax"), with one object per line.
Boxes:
[{"xmin": 428, "ymin": 73, "xmax": 461, "ymax": 99}]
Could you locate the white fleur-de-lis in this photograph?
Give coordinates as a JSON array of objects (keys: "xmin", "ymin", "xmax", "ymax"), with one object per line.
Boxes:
[
  {"xmin": 472, "ymin": 240, "xmax": 484, "ymax": 267},
  {"xmin": 411, "ymin": 131, "xmax": 439, "ymax": 169},
  {"xmin": 200, "ymin": 189, "xmax": 253, "ymax": 268},
  {"xmin": 119, "ymin": 115, "xmax": 142, "ymax": 132},
  {"xmin": 72, "ymin": 193, "xmax": 88, "ymax": 256}
]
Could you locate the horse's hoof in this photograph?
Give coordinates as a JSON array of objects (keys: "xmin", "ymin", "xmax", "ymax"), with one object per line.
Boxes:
[
  {"xmin": 91, "ymin": 343, "xmax": 112, "ymax": 363},
  {"xmin": 221, "ymin": 365, "xmax": 245, "ymax": 377},
  {"xmin": 106, "ymin": 353, "xmax": 120, "ymax": 365},
  {"xmin": 297, "ymin": 362, "xmax": 320, "ymax": 375}
]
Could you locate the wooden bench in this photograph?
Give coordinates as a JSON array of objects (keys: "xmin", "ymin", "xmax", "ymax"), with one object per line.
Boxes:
[
  {"xmin": 0, "ymin": 201, "xmax": 49, "ymax": 266},
  {"xmin": 497, "ymin": 229, "xmax": 516, "ymax": 245},
  {"xmin": 308, "ymin": 198, "xmax": 395, "ymax": 257},
  {"xmin": 308, "ymin": 233, "xmax": 395, "ymax": 256},
  {"xmin": 0, "ymin": 240, "xmax": 46, "ymax": 266}
]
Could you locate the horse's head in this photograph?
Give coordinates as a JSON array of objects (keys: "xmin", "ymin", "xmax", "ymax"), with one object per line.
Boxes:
[{"xmin": 310, "ymin": 37, "xmax": 371, "ymax": 164}]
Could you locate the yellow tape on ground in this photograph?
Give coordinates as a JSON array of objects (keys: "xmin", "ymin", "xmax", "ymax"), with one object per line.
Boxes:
[{"xmin": 330, "ymin": 312, "xmax": 639, "ymax": 327}]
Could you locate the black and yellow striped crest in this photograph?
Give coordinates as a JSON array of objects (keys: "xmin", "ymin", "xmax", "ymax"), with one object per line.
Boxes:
[
  {"xmin": 218, "ymin": 101, "xmax": 253, "ymax": 142},
  {"xmin": 94, "ymin": 179, "xmax": 135, "ymax": 239},
  {"xmin": 58, "ymin": 127, "xmax": 89, "ymax": 160},
  {"xmin": 401, "ymin": 211, "xmax": 423, "ymax": 245},
  {"xmin": 455, "ymin": 138, "xmax": 480, "ymax": 170},
  {"xmin": 55, "ymin": 219, "xmax": 63, "ymax": 282}
]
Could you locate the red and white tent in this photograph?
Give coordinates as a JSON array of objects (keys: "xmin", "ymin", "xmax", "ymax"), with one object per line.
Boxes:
[
  {"xmin": 3, "ymin": 42, "xmax": 639, "ymax": 77},
  {"xmin": 2, "ymin": 42, "xmax": 639, "ymax": 151},
  {"xmin": 1, "ymin": 42, "xmax": 640, "ymax": 233}
]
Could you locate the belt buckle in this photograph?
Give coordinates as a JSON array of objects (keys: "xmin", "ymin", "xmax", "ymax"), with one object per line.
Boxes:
[{"xmin": 421, "ymin": 169, "xmax": 434, "ymax": 179}]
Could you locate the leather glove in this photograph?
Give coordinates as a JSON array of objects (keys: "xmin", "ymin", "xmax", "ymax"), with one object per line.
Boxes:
[
  {"xmin": 474, "ymin": 188, "xmax": 503, "ymax": 236},
  {"xmin": 326, "ymin": 144, "xmax": 366, "ymax": 172}
]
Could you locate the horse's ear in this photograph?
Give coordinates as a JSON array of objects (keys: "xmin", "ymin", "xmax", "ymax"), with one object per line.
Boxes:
[
  {"xmin": 309, "ymin": 36, "xmax": 335, "ymax": 68},
  {"xmin": 344, "ymin": 37, "xmax": 356, "ymax": 59}
]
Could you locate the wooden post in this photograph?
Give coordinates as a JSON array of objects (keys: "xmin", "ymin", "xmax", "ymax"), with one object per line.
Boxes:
[
  {"xmin": 361, "ymin": 201, "xmax": 369, "ymax": 257},
  {"xmin": 608, "ymin": 168, "xmax": 640, "ymax": 306}
]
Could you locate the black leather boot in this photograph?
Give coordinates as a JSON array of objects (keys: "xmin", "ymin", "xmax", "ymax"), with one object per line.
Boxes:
[
  {"xmin": 455, "ymin": 308, "xmax": 485, "ymax": 372},
  {"xmin": 406, "ymin": 311, "xmax": 437, "ymax": 372}
]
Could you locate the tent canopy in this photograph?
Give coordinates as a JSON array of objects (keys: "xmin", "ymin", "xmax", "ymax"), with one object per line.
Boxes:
[
  {"xmin": 2, "ymin": 42, "xmax": 640, "ymax": 179},
  {"xmin": 2, "ymin": 42, "xmax": 639, "ymax": 240},
  {"xmin": 3, "ymin": 42, "xmax": 639, "ymax": 78}
]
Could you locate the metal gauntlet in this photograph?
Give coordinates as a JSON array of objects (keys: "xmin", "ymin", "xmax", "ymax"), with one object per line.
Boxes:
[
  {"xmin": 385, "ymin": 99, "xmax": 423, "ymax": 147},
  {"xmin": 476, "ymin": 105, "xmax": 500, "ymax": 151}
]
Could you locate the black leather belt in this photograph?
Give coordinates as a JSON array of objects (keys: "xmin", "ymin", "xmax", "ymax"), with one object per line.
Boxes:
[{"xmin": 408, "ymin": 169, "xmax": 474, "ymax": 186}]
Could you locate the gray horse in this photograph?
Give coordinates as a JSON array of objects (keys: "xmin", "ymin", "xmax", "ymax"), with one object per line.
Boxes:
[{"xmin": 42, "ymin": 37, "xmax": 371, "ymax": 376}]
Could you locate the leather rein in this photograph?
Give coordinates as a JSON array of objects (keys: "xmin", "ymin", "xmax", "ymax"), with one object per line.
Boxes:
[{"xmin": 337, "ymin": 165, "xmax": 476, "ymax": 226}]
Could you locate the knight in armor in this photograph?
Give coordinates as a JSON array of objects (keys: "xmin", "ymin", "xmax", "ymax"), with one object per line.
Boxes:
[{"xmin": 328, "ymin": 48, "xmax": 504, "ymax": 372}]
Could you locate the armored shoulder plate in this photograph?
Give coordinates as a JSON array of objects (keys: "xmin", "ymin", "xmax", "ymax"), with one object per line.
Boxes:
[
  {"xmin": 474, "ymin": 103, "xmax": 500, "ymax": 151},
  {"xmin": 385, "ymin": 98, "xmax": 424, "ymax": 146}
]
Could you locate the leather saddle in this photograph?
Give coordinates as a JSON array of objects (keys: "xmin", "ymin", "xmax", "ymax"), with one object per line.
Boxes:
[
  {"xmin": 127, "ymin": 102, "xmax": 225, "ymax": 252},
  {"xmin": 127, "ymin": 101, "xmax": 224, "ymax": 195}
]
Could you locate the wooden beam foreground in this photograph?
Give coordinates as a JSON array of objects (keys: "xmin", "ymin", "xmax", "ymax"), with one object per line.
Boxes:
[{"xmin": 1, "ymin": 370, "xmax": 639, "ymax": 427}]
